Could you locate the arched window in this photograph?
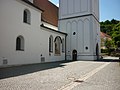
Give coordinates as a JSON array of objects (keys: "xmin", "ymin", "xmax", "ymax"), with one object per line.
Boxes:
[
  {"xmin": 23, "ymin": 9, "xmax": 31, "ymax": 24},
  {"xmin": 49, "ymin": 35, "xmax": 53, "ymax": 52},
  {"xmin": 16, "ymin": 36, "xmax": 24, "ymax": 51},
  {"xmin": 62, "ymin": 38, "xmax": 65, "ymax": 53},
  {"xmin": 54, "ymin": 36, "xmax": 62, "ymax": 55}
]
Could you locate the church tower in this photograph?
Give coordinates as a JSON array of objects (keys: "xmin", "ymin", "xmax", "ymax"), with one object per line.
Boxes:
[{"xmin": 59, "ymin": 0, "xmax": 100, "ymax": 60}]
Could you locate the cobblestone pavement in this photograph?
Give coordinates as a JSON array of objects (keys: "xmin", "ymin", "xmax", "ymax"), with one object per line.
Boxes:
[
  {"xmin": 71, "ymin": 62, "xmax": 120, "ymax": 90},
  {"xmin": 0, "ymin": 58, "xmax": 119, "ymax": 90}
]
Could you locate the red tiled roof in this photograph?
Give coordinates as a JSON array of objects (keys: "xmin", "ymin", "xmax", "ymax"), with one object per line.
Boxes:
[
  {"xmin": 34, "ymin": 0, "xmax": 58, "ymax": 26},
  {"xmin": 100, "ymin": 32, "xmax": 111, "ymax": 39}
]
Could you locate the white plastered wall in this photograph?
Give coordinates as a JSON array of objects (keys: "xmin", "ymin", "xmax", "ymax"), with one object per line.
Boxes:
[
  {"xmin": 0, "ymin": 0, "xmax": 65, "ymax": 67},
  {"xmin": 59, "ymin": 16, "xmax": 96, "ymax": 60},
  {"xmin": 59, "ymin": 0, "xmax": 91, "ymax": 19},
  {"xmin": 59, "ymin": 0, "xmax": 100, "ymax": 60}
]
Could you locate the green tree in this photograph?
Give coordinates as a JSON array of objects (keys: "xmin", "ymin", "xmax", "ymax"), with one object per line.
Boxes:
[
  {"xmin": 111, "ymin": 19, "xmax": 119, "ymax": 24},
  {"xmin": 104, "ymin": 39, "xmax": 114, "ymax": 55},
  {"xmin": 112, "ymin": 22, "xmax": 120, "ymax": 48},
  {"xmin": 100, "ymin": 19, "xmax": 119, "ymax": 36}
]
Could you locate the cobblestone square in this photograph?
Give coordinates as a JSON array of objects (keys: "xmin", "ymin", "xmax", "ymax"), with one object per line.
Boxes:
[{"xmin": 0, "ymin": 57, "xmax": 120, "ymax": 90}]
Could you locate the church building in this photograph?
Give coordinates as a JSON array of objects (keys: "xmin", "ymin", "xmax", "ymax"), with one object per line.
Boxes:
[{"xmin": 0, "ymin": 0, "xmax": 100, "ymax": 67}]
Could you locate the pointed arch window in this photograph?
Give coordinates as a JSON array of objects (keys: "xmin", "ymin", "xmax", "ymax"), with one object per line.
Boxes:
[
  {"xmin": 49, "ymin": 35, "xmax": 53, "ymax": 53},
  {"xmin": 16, "ymin": 36, "xmax": 24, "ymax": 51},
  {"xmin": 23, "ymin": 9, "xmax": 31, "ymax": 24},
  {"xmin": 54, "ymin": 36, "xmax": 62, "ymax": 55}
]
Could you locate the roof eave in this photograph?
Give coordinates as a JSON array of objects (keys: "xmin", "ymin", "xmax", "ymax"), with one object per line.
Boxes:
[
  {"xmin": 21, "ymin": 0, "xmax": 44, "ymax": 12},
  {"xmin": 41, "ymin": 24, "xmax": 67, "ymax": 36}
]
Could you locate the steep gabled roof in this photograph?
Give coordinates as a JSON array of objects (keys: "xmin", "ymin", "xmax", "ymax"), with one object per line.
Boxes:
[{"xmin": 34, "ymin": 0, "xmax": 58, "ymax": 26}]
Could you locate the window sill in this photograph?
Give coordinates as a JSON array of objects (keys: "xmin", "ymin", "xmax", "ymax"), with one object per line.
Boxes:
[
  {"xmin": 16, "ymin": 50, "xmax": 24, "ymax": 51},
  {"xmin": 23, "ymin": 22, "xmax": 31, "ymax": 25},
  {"xmin": 54, "ymin": 54, "xmax": 61, "ymax": 56},
  {"xmin": 49, "ymin": 51, "xmax": 53, "ymax": 53}
]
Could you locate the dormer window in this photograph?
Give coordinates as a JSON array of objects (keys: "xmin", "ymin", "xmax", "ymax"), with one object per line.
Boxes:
[{"xmin": 23, "ymin": 9, "xmax": 31, "ymax": 24}]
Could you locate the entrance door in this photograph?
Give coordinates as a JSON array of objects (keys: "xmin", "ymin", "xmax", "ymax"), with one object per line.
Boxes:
[
  {"xmin": 96, "ymin": 44, "xmax": 99, "ymax": 60},
  {"xmin": 72, "ymin": 50, "xmax": 77, "ymax": 61}
]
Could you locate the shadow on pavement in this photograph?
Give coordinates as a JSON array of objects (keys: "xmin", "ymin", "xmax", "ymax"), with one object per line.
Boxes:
[
  {"xmin": 0, "ymin": 60, "xmax": 73, "ymax": 79},
  {"xmin": 0, "ymin": 58, "xmax": 119, "ymax": 80},
  {"xmin": 79, "ymin": 58, "xmax": 120, "ymax": 62},
  {"xmin": 96, "ymin": 58, "xmax": 120, "ymax": 62}
]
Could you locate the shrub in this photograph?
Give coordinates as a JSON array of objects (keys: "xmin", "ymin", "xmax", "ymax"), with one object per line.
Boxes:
[{"xmin": 101, "ymin": 49, "xmax": 108, "ymax": 53}]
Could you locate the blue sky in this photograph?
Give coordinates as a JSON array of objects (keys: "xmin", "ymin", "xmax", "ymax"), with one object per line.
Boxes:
[{"xmin": 49, "ymin": 0, "xmax": 120, "ymax": 22}]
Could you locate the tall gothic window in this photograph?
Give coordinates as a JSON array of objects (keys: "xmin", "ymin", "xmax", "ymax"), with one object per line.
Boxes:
[
  {"xmin": 16, "ymin": 36, "xmax": 24, "ymax": 51},
  {"xmin": 49, "ymin": 35, "xmax": 53, "ymax": 53},
  {"xmin": 23, "ymin": 9, "xmax": 31, "ymax": 24},
  {"xmin": 54, "ymin": 36, "xmax": 62, "ymax": 55}
]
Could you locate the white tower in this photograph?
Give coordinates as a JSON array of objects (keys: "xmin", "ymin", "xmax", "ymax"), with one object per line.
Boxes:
[{"xmin": 59, "ymin": 0, "xmax": 100, "ymax": 60}]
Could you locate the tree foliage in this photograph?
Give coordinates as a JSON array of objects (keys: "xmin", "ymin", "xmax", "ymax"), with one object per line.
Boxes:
[
  {"xmin": 112, "ymin": 22, "xmax": 120, "ymax": 48},
  {"xmin": 100, "ymin": 19, "xmax": 120, "ymax": 48},
  {"xmin": 104, "ymin": 39, "xmax": 114, "ymax": 55}
]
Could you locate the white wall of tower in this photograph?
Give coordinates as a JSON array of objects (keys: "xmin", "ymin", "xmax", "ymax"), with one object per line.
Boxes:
[
  {"xmin": 59, "ymin": 0, "xmax": 91, "ymax": 19},
  {"xmin": 59, "ymin": 16, "xmax": 95, "ymax": 60},
  {"xmin": 59, "ymin": 0, "xmax": 99, "ymax": 20},
  {"xmin": 59, "ymin": 0, "xmax": 100, "ymax": 60},
  {"xmin": 91, "ymin": 0, "xmax": 99, "ymax": 20}
]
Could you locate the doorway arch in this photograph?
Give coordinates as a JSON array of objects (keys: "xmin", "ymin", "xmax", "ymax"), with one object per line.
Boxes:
[
  {"xmin": 72, "ymin": 50, "xmax": 77, "ymax": 61},
  {"xmin": 96, "ymin": 43, "xmax": 99, "ymax": 60}
]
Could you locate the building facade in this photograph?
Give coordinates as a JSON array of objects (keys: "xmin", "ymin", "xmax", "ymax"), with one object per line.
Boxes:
[
  {"xmin": 0, "ymin": 0, "xmax": 67, "ymax": 67},
  {"xmin": 59, "ymin": 0, "xmax": 100, "ymax": 60},
  {"xmin": 100, "ymin": 32, "xmax": 112, "ymax": 49},
  {"xmin": 0, "ymin": 0, "xmax": 100, "ymax": 67}
]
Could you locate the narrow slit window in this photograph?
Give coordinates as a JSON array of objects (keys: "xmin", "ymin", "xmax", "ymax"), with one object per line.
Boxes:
[{"xmin": 49, "ymin": 35, "xmax": 53, "ymax": 53}]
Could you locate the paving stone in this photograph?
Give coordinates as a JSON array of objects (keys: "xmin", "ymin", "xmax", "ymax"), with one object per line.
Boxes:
[
  {"xmin": 72, "ymin": 62, "xmax": 120, "ymax": 90},
  {"xmin": 0, "ymin": 60, "xmax": 118, "ymax": 90}
]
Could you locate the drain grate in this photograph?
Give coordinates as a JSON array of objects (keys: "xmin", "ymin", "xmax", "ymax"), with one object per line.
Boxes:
[
  {"xmin": 3, "ymin": 59, "xmax": 8, "ymax": 64},
  {"xmin": 41, "ymin": 57, "xmax": 45, "ymax": 62},
  {"xmin": 74, "ymin": 80, "xmax": 84, "ymax": 83}
]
